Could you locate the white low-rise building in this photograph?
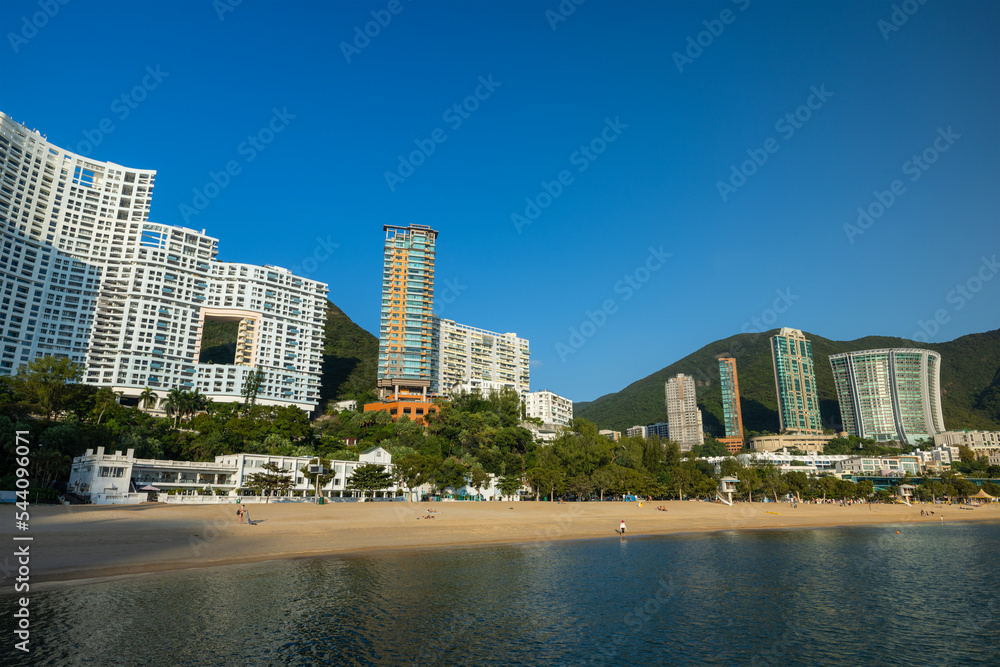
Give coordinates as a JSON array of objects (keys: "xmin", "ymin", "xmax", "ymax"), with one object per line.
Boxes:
[
  {"xmin": 708, "ymin": 451, "xmax": 852, "ymax": 474},
  {"xmin": 912, "ymin": 444, "xmax": 960, "ymax": 470},
  {"xmin": 68, "ymin": 446, "xmax": 397, "ymax": 504},
  {"xmin": 835, "ymin": 455, "xmax": 921, "ymax": 477},
  {"xmin": 934, "ymin": 430, "xmax": 1000, "ymax": 454},
  {"xmin": 626, "ymin": 425, "xmax": 647, "ymax": 439}
]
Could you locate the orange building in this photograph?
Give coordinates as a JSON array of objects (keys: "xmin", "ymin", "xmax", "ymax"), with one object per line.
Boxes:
[{"xmin": 363, "ymin": 379, "xmax": 439, "ymax": 425}]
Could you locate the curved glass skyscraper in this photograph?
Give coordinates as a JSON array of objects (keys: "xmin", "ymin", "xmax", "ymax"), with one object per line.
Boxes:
[{"xmin": 829, "ymin": 348, "xmax": 944, "ymax": 445}]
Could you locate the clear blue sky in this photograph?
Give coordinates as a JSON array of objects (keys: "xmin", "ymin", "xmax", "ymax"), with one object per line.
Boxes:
[{"xmin": 3, "ymin": 0, "xmax": 997, "ymax": 403}]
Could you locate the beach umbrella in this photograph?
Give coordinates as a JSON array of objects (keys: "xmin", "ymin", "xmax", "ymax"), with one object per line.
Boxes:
[{"xmin": 139, "ymin": 485, "xmax": 161, "ymax": 491}]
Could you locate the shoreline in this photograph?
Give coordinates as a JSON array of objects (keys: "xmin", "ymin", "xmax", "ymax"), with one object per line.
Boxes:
[{"xmin": 11, "ymin": 501, "xmax": 999, "ymax": 589}]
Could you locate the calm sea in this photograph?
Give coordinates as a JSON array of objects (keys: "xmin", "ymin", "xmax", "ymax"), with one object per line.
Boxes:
[{"xmin": 4, "ymin": 521, "xmax": 999, "ymax": 666}]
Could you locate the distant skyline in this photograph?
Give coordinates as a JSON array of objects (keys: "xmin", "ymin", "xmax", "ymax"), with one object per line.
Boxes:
[{"xmin": 3, "ymin": 0, "xmax": 997, "ymax": 403}]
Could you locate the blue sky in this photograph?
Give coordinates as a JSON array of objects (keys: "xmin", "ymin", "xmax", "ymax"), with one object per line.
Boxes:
[{"xmin": 3, "ymin": 0, "xmax": 998, "ymax": 403}]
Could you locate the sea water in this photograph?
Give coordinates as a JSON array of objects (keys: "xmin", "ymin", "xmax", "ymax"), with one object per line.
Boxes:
[{"xmin": 4, "ymin": 521, "xmax": 999, "ymax": 666}]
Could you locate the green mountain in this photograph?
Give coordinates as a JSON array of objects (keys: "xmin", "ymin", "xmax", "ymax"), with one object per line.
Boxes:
[
  {"xmin": 575, "ymin": 329, "xmax": 1000, "ymax": 435},
  {"xmin": 319, "ymin": 300, "xmax": 379, "ymax": 407},
  {"xmin": 198, "ymin": 320, "xmax": 239, "ymax": 364}
]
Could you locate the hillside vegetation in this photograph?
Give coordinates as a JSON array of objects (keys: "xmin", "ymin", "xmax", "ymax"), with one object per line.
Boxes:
[{"xmin": 575, "ymin": 329, "xmax": 1000, "ymax": 434}]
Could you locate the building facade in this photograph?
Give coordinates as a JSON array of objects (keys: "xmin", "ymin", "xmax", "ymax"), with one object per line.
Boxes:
[
  {"xmin": 377, "ymin": 224, "xmax": 438, "ymax": 388},
  {"xmin": 835, "ymin": 455, "xmax": 921, "ymax": 477},
  {"xmin": 646, "ymin": 422, "xmax": 670, "ymax": 440},
  {"xmin": 0, "ymin": 112, "xmax": 326, "ymax": 411},
  {"xmin": 68, "ymin": 446, "xmax": 397, "ymax": 504},
  {"xmin": 934, "ymin": 430, "xmax": 1000, "ymax": 454},
  {"xmin": 524, "ymin": 390, "xmax": 573, "ymax": 427},
  {"xmin": 665, "ymin": 373, "xmax": 703, "ymax": 451},
  {"xmin": 748, "ymin": 433, "xmax": 840, "ymax": 454},
  {"xmin": 626, "ymin": 425, "xmax": 647, "ymax": 439},
  {"xmin": 829, "ymin": 348, "xmax": 944, "ymax": 445},
  {"xmin": 770, "ymin": 328, "xmax": 822, "ymax": 434},
  {"xmin": 436, "ymin": 318, "xmax": 529, "ymax": 398}
]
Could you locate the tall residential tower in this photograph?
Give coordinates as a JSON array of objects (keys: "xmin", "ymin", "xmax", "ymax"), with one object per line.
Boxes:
[
  {"xmin": 665, "ymin": 373, "xmax": 703, "ymax": 451},
  {"xmin": 770, "ymin": 328, "xmax": 822, "ymax": 434},
  {"xmin": 829, "ymin": 348, "xmax": 945, "ymax": 445},
  {"xmin": 0, "ymin": 112, "xmax": 326, "ymax": 410},
  {"xmin": 717, "ymin": 355, "xmax": 744, "ymax": 453},
  {"xmin": 377, "ymin": 224, "xmax": 438, "ymax": 394}
]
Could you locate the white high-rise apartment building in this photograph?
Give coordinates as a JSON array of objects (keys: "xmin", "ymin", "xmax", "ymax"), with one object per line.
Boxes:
[
  {"xmin": 524, "ymin": 390, "xmax": 573, "ymax": 427},
  {"xmin": 829, "ymin": 348, "xmax": 944, "ymax": 445},
  {"xmin": 0, "ymin": 112, "xmax": 326, "ymax": 411},
  {"xmin": 665, "ymin": 373, "xmax": 703, "ymax": 451},
  {"xmin": 436, "ymin": 318, "xmax": 529, "ymax": 397}
]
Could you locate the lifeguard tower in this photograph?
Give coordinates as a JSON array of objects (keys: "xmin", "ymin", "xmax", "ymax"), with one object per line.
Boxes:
[
  {"xmin": 717, "ymin": 477, "xmax": 738, "ymax": 506},
  {"xmin": 897, "ymin": 484, "xmax": 915, "ymax": 506}
]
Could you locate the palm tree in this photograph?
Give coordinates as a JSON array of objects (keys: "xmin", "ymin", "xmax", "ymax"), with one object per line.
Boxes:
[
  {"xmin": 138, "ymin": 387, "xmax": 158, "ymax": 412},
  {"xmin": 162, "ymin": 388, "xmax": 185, "ymax": 428},
  {"xmin": 185, "ymin": 389, "xmax": 208, "ymax": 422}
]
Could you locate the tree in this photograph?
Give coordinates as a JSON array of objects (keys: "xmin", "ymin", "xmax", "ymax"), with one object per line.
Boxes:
[
  {"xmin": 527, "ymin": 466, "xmax": 565, "ymax": 501},
  {"xmin": 394, "ymin": 453, "xmax": 432, "ymax": 501},
  {"xmin": 469, "ymin": 465, "xmax": 491, "ymax": 500},
  {"xmin": 162, "ymin": 388, "xmax": 186, "ymax": 428},
  {"xmin": 738, "ymin": 466, "xmax": 761, "ymax": 502},
  {"xmin": 242, "ymin": 365, "xmax": 265, "ymax": 415},
  {"xmin": 17, "ymin": 356, "xmax": 82, "ymax": 420},
  {"xmin": 138, "ymin": 387, "xmax": 159, "ymax": 411},
  {"xmin": 244, "ymin": 462, "xmax": 294, "ymax": 502},
  {"xmin": 567, "ymin": 473, "xmax": 593, "ymax": 501},
  {"xmin": 93, "ymin": 387, "xmax": 123, "ymax": 425},
  {"xmin": 347, "ymin": 463, "xmax": 394, "ymax": 499},
  {"xmin": 498, "ymin": 473, "xmax": 523, "ymax": 500}
]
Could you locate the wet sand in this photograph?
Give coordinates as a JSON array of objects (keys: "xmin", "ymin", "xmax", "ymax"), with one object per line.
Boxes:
[{"xmin": 10, "ymin": 500, "xmax": 997, "ymax": 586}]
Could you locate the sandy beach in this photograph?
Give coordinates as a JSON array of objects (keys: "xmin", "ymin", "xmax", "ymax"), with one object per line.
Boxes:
[{"xmin": 11, "ymin": 500, "xmax": 998, "ymax": 587}]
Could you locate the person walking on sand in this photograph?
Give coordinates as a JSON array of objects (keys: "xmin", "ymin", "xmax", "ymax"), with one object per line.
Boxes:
[
  {"xmin": 238, "ymin": 506, "xmax": 245, "ymax": 525},
  {"xmin": 619, "ymin": 519, "xmax": 627, "ymax": 535}
]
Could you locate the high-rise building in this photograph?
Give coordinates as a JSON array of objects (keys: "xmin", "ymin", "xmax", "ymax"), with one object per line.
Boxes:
[
  {"xmin": 829, "ymin": 348, "xmax": 945, "ymax": 445},
  {"xmin": 646, "ymin": 422, "xmax": 670, "ymax": 440},
  {"xmin": 436, "ymin": 318, "xmax": 529, "ymax": 398},
  {"xmin": 717, "ymin": 355, "xmax": 744, "ymax": 453},
  {"xmin": 0, "ymin": 112, "xmax": 326, "ymax": 411},
  {"xmin": 524, "ymin": 390, "xmax": 573, "ymax": 427},
  {"xmin": 665, "ymin": 373, "xmax": 703, "ymax": 451},
  {"xmin": 770, "ymin": 328, "xmax": 822, "ymax": 434},
  {"xmin": 377, "ymin": 224, "xmax": 437, "ymax": 389}
]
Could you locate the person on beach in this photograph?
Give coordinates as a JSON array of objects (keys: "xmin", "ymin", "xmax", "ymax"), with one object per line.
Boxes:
[
  {"xmin": 237, "ymin": 506, "xmax": 245, "ymax": 525},
  {"xmin": 244, "ymin": 508, "xmax": 253, "ymax": 526},
  {"xmin": 619, "ymin": 519, "xmax": 627, "ymax": 535}
]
